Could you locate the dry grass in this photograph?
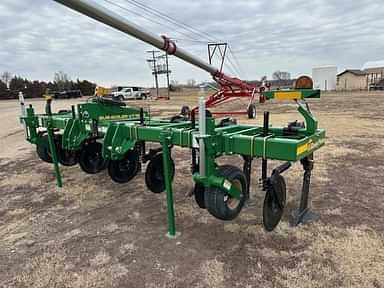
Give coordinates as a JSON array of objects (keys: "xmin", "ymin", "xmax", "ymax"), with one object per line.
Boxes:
[
  {"xmin": 200, "ymin": 258, "xmax": 225, "ymax": 288},
  {"xmin": 275, "ymin": 224, "xmax": 384, "ymax": 288},
  {"xmin": 309, "ymin": 226, "xmax": 384, "ymax": 287},
  {"xmin": 14, "ymin": 245, "xmax": 128, "ymax": 288},
  {"xmin": 0, "ymin": 173, "xmax": 44, "ymax": 188}
]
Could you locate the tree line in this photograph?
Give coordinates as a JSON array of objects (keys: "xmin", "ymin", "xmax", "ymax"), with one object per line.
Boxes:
[{"xmin": 0, "ymin": 71, "xmax": 96, "ymax": 100}]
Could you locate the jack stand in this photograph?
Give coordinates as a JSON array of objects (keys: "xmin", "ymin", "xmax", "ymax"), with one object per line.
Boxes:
[
  {"xmin": 160, "ymin": 131, "xmax": 177, "ymax": 237},
  {"xmin": 290, "ymin": 153, "xmax": 319, "ymax": 226}
]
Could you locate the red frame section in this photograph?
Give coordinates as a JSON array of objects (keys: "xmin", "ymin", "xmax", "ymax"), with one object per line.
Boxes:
[{"xmin": 193, "ymin": 73, "xmax": 270, "ymax": 116}]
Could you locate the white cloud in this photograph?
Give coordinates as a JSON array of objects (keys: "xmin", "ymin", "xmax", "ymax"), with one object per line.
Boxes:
[{"xmin": 0, "ymin": 0, "xmax": 383, "ymax": 86}]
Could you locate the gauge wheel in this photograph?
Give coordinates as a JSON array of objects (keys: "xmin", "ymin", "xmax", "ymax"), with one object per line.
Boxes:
[{"xmin": 204, "ymin": 165, "xmax": 247, "ymax": 220}]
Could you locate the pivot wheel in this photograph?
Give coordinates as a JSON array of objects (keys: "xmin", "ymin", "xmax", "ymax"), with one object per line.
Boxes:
[
  {"xmin": 263, "ymin": 173, "xmax": 287, "ymax": 231},
  {"xmin": 247, "ymin": 104, "xmax": 256, "ymax": 119},
  {"xmin": 204, "ymin": 165, "xmax": 247, "ymax": 220},
  {"xmin": 108, "ymin": 149, "xmax": 141, "ymax": 183},
  {"xmin": 145, "ymin": 153, "xmax": 175, "ymax": 193},
  {"xmin": 36, "ymin": 135, "xmax": 52, "ymax": 163},
  {"xmin": 79, "ymin": 141, "xmax": 107, "ymax": 174},
  {"xmin": 180, "ymin": 105, "xmax": 190, "ymax": 117}
]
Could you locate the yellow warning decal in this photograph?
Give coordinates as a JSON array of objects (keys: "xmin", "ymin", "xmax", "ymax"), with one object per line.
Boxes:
[
  {"xmin": 296, "ymin": 143, "xmax": 309, "ymax": 155},
  {"xmin": 275, "ymin": 91, "xmax": 302, "ymax": 100},
  {"xmin": 297, "ymin": 140, "xmax": 314, "ymax": 155}
]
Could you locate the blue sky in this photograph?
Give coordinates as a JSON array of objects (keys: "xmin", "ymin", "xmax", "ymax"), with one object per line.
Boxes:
[{"xmin": 1, "ymin": 0, "xmax": 383, "ymax": 86}]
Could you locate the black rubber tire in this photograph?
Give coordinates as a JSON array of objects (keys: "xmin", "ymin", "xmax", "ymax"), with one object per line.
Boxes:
[
  {"xmin": 58, "ymin": 148, "xmax": 78, "ymax": 166},
  {"xmin": 247, "ymin": 104, "xmax": 256, "ymax": 119},
  {"xmin": 170, "ymin": 115, "xmax": 186, "ymax": 123},
  {"xmin": 263, "ymin": 173, "xmax": 286, "ymax": 231},
  {"xmin": 36, "ymin": 135, "xmax": 52, "ymax": 163},
  {"xmin": 218, "ymin": 117, "xmax": 237, "ymax": 127},
  {"xmin": 58, "ymin": 109, "xmax": 71, "ymax": 114},
  {"xmin": 204, "ymin": 165, "xmax": 247, "ymax": 221},
  {"xmin": 98, "ymin": 96, "xmax": 126, "ymax": 107},
  {"xmin": 52, "ymin": 135, "xmax": 78, "ymax": 167},
  {"xmin": 145, "ymin": 153, "xmax": 175, "ymax": 193},
  {"xmin": 79, "ymin": 141, "xmax": 107, "ymax": 174},
  {"xmin": 194, "ymin": 183, "xmax": 206, "ymax": 209},
  {"xmin": 180, "ymin": 105, "xmax": 190, "ymax": 117},
  {"xmin": 108, "ymin": 150, "xmax": 141, "ymax": 183}
]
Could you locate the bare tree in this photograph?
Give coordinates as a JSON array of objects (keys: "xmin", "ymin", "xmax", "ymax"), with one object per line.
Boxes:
[
  {"xmin": 272, "ymin": 70, "xmax": 291, "ymax": 80},
  {"xmin": 186, "ymin": 79, "xmax": 197, "ymax": 87},
  {"xmin": 170, "ymin": 80, "xmax": 179, "ymax": 86},
  {"xmin": 1, "ymin": 71, "xmax": 12, "ymax": 88},
  {"xmin": 54, "ymin": 71, "xmax": 72, "ymax": 91}
]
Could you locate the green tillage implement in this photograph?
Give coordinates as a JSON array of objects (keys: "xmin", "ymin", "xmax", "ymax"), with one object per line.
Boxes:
[{"xmin": 21, "ymin": 89, "xmax": 325, "ymax": 237}]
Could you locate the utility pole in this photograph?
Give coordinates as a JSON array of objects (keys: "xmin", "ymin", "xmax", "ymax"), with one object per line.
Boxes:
[
  {"xmin": 147, "ymin": 52, "xmax": 172, "ymax": 100},
  {"xmin": 147, "ymin": 50, "xmax": 160, "ymax": 98},
  {"xmin": 165, "ymin": 53, "xmax": 170, "ymax": 100}
]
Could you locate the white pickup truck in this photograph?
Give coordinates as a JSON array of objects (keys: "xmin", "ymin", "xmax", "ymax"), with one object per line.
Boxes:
[{"xmin": 111, "ymin": 86, "xmax": 151, "ymax": 101}]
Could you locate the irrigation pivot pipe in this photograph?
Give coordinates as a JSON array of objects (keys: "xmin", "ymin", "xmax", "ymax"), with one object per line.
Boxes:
[
  {"xmin": 52, "ymin": 0, "xmax": 255, "ymax": 90},
  {"xmin": 53, "ymin": 0, "xmax": 219, "ymax": 76}
]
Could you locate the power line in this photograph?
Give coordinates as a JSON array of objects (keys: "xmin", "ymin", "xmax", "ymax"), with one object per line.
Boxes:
[
  {"xmin": 103, "ymin": 0, "xmax": 245, "ymax": 78},
  {"xmin": 102, "ymin": 0, "xmax": 202, "ymax": 42},
  {"xmin": 228, "ymin": 45, "xmax": 247, "ymax": 78},
  {"xmin": 121, "ymin": 0, "xmax": 219, "ymax": 42}
]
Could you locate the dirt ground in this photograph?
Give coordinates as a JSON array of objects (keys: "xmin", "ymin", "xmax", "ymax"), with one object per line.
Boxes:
[{"xmin": 0, "ymin": 91, "xmax": 383, "ymax": 287}]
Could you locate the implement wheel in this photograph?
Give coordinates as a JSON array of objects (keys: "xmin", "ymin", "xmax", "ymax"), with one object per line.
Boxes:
[
  {"xmin": 193, "ymin": 183, "xmax": 206, "ymax": 209},
  {"xmin": 247, "ymin": 104, "xmax": 256, "ymax": 119},
  {"xmin": 58, "ymin": 148, "xmax": 78, "ymax": 166},
  {"xmin": 55, "ymin": 135, "xmax": 78, "ymax": 166},
  {"xmin": 79, "ymin": 141, "xmax": 107, "ymax": 174},
  {"xmin": 263, "ymin": 173, "xmax": 287, "ymax": 231},
  {"xmin": 145, "ymin": 153, "xmax": 175, "ymax": 193},
  {"xmin": 36, "ymin": 135, "xmax": 52, "ymax": 163},
  {"xmin": 205, "ymin": 165, "xmax": 247, "ymax": 220},
  {"xmin": 108, "ymin": 150, "xmax": 141, "ymax": 183},
  {"xmin": 180, "ymin": 105, "xmax": 190, "ymax": 117}
]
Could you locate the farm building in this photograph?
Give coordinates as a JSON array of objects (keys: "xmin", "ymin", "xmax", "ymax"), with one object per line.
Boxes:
[
  {"xmin": 362, "ymin": 60, "xmax": 384, "ymax": 90},
  {"xmin": 312, "ymin": 66, "xmax": 337, "ymax": 91},
  {"xmin": 336, "ymin": 69, "xmax": 367, "ymax": 91}
]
